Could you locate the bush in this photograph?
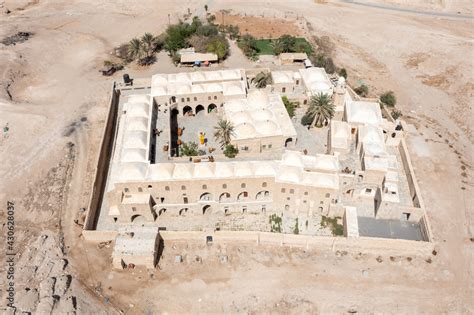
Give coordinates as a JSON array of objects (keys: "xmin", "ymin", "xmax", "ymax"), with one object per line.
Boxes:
[
  {"xmin": 282, "ymin": 96, "xmax": 295, "ymax": 117},
  {"xmin": 380, "ymin": 91, "xmax": 397, "ymax": 107},
  {"xmin": 301, "ymin": 113, "xmax": 314, "ymax": 126},
  {"xmin": 338, "ymin": 68, "xmax": 347, "ymax": 79},
  {"xmin": 323, "ymin": 57, "xmax": 336, "ymax": 74},
  {"xmin": 223, "ymin": 144, "xmax": 238, "ymax": 158},
  {"xmin": 180, "ymin": 141, "xmax": 199, "ymax": 156},
  {"xmin": 354, "ymin": 84, "xmax": 369, "ymax": 97},
  {"xmin": 391, "ymin": 109, "xmax": 402, "ymax": 120}
]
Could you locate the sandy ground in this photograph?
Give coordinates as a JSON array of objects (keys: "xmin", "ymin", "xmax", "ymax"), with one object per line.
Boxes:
[{"xmin": 0, "ymin": 0, "xmax": 472, "ymax": 313}]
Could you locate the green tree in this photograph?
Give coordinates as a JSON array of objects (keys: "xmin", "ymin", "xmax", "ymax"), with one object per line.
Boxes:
[
  {"xmin": 206, "ymin": 36, "xmax": 229, "ymax": 60},
  {"xmin": 270, "ymin": 38, "xmax": 284, "ymax": 55},
  {"xmin": 214, "ymin": 119, "xmax": 235, "ymax": 148},
  {"xmin": 354, "ymin": 84, "xmax": 369, "ymax": 97},
  {"xmin": 238, "ymin": 34, "xmax": 258, "ymax": 58},
  {"xmin": 223, "ymin": 144, "xmax": 239, "ymax": 158},
  {"xmin": 338, "ymin": 68, "xmax": 348, "ymax": 79},
  {"xmin": 380, "ymin": 91, "xmax": 397, "ymax": 107},
  {"xmin": 307, "ymin": 92, "xmax": 335, "ymax": 127},
  {"xmin": 127, "ymin": 38, "xmax": 143, "ymax": 61},
  {"xmin": 301, "ymin": 113, "xmax": 313, "ymax": 126},
  {"xmin": 282, "ymin": 96, "xmax": 295, "ymax": 117},
  {"xmin": 252, "ymin": 71, "xmax": 272, "ymax": 89},
  {"xmin": 180, "ymin": 141, "xmax": 199, "ymax": 156},
  {"xmin": 391, "ymin": 109, "xmax": 402, "ymax": 120},
  {"xmin": 279, "ymin": 34, "xmax": 296, "ymax": 53}
]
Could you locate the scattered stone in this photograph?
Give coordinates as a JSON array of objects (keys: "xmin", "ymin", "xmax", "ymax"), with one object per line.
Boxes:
[
  {"xmin": 376, "ymin": 256, "xmax": 383, "ymax": 263},
  {"xmin": 220, "ymin": 255, "xmax": 228, "ymax": 263},
  {"xmin": 175, "ymin": 255, "xmax": 183, "ymax": 263},
  {"xmin": 432, "ymin": 249, "xmax": 438, "ymax": 256},
  {"xmin": 362, "ymin": 270, "xmax": 369, "ymax": 277},
  {"xmin": 425, "ymin": 258, "xmax": 432, "ymax": 264},
  {"xmin": 1, "ymin": 32, "xmax": 33, "ymax": 46},
  {"xmin": 406, "ymin": 257, "xmax": 413, "ymax": 262}
]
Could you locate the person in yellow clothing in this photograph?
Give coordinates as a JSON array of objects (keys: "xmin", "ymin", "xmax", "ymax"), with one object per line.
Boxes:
[{"xmin": 199, "ymin": 132, "xmax": 205, "ymax": 145}]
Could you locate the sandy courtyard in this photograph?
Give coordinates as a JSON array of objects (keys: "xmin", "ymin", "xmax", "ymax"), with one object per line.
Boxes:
[{"xmin": 0, "ymin": 0, "xmax": 472, "ymax": 313}]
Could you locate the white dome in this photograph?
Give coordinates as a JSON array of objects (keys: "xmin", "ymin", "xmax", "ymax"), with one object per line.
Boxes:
[
  {"xmin": 234, "ymin": 123, "xmax": 256, "ymax": 139},
  {"xmin": 123, "ymin": 131, "xmax": 148, "ymax": 149},
  {"xmin": 247, "ymin": 90, "xmax": 269, "ymax": 108},
  {"xmin": 193, "ymin": 163, "xmax": 215, "ymax": 178},
  {"xmin": 232, "ymin": 111, "xmax": 252, "ymax": 125},
  {"xmin": 278, "ymin": 166, "xmax": 301, "ymax": 183},
  {"xmin": 152, "ymin": 75, "xmax": 168, "ymax": 85},
  {"xmin": 176, "ymin": 72, "xmax": 191, "ymax": 83},
  {"xmin": 252, "ymin": 162, "xmax": 276, "ymax": 176},
  {"xmin": 172, "ymin": 164, "xmax": 194, "ymax": 179},
  {"xmin": 225, "ymin": 99, "xmax": 246, "ymax": 112},
  {"xmin": 190, "ymin": 72, "xmax": 206, "ymax": 82},
  {"xmin": 281, "ymin": 151, "xmax": 304, "ymax": 168},
  {"xmin": 251, "ymin": 109, "xmax": 273, "ymax": 121},
  {"xmin": 176, "ymin": 84, "xmax": 191, "ymax": 95},
  {"xmin": 127, "ymin": 117, "xmax": 148, "ymax": 131},
  {"xmin": 224, "ymin": 83, "xmax": 244, "ymax": 95},
  {"xmin": 147, "ymin": 163, "xmax": 174, "ymax": 180},
  {"xmin": 205, "ymin": 71, "xmax": 222, "ymax": 81},
  {"xmin": 233, "ymin": 162, "xmax": 253, "ymax": 177},
  {"xmin": 337, "ymin": 76, "xmax": 346, "ymax": 84},
  {"xmin": 119, "ymin": 162, "xmax": 148, "ymax": 181},
  {"xmin": 191, "ymin": 84, "xmax": 206, "ymax": 93},
  {"xmin": 121, "ymin": 148, "xmax": 147, "ymax": 162},
  {"xmin": 214, "ymin": 163, "xmax": 234, "ymax": 178},
  {"xmin": 127, "ymin": 103, "xmax": 149, "ymax": 118},
  {"xmin": 257, "ymin": 120, "xmax": 278, "ymax": 136},
  {"xmin": 205, "ymin": 83, "xmax": 222, "ymax": 93},
  {"xmin": 152, "ymin": 85, "xmax": 168, "ymax": 96}
]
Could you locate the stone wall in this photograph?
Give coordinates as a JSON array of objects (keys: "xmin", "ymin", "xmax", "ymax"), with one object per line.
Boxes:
[{"xmin": 83, "ymin": 83, "xmax": 120, "ymax": 231}]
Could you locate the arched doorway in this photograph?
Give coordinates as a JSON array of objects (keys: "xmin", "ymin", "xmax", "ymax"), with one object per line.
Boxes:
[
  {"xmin": 256, "ymin": 191, "xmax": 271, "ymax": 200},
  {"xmin": 219, "ymin": 192, "xmax": 231, "ymax": 202},
  {"xmin": 131, "ymin": 214, "xmax": 144, "ymax": 223},
  {"xmin": 195, "ymin": 105, "xmax": 205, "ymax": 115},
  {"xmin": 237, "ymin": 191, "xmax": 249, "ymax": 201},
  {"xmin": 200, "ymin": 192, "xmax": 213, "ymax": 201},
  {"xmin": 285, "ymin": 138, "xmax": 293, "ymax": 147},
  {"xmin": 179, "ymin": 208, "xmax": 188, "ymax": 216},
  {"xmin": 208, "ymin": 103, "xmax": 217, "ymax": 113},
  {"xmin": 202, "ymin": 205, "xmax": 212, "ymax": 215},
  {"xmin": 183, "ymin": 106, "xmax": 193, "ymax": 116}
]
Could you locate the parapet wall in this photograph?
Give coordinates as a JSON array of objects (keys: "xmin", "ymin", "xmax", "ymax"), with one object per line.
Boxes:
[
  {"xmin": 159, "ymin": 230, "xmax": 434, "ymax": 256},
  {"xmin": 83, "ymin": 83, "xmax": 120, "ymax": 231}
]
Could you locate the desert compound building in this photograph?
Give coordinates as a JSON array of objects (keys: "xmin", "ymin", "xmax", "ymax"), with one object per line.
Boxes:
[{"xmin": 82, "ymin": 66, "xmax": 433, "ymax": 269}]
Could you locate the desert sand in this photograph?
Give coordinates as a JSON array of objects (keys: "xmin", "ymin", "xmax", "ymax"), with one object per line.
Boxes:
[{"xmin": 0, "ymin": 0, "xmax": 472, "ymax": 313}]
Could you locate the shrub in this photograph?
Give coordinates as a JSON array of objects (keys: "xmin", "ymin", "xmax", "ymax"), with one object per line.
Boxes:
[
  {"xmin": 391, "ymin": 109, "xmax": 402, "ymax": 120},
  {"xmin": 223, "ymin": 144, "xmax": 238, "ymax": 158},
  {"xmin": 269, "ymin": 214, "xmax": 282, "ymax": 233},
  {"xmin": 380, "ymin": 91, "xmax": 397, "ymax": 107},
  {"xmin": 323, "ymin": 57, "xmax": 336, "ymax": 74},
  {"xmin": 282, "ymin": 96, "xmax": 295, "ymax": 117},
  {"xmin": 338, "ymin": 68, "xmax": 347, "ymax": 79},
  {"xmin": 293, "ymin": 218, "xmax": 299, "ymax": 235},
  {"xmin": 180, "ymin": 141, "xmax": 199, "ymax": 156},
  {"xmin": 301, "ymin": 113, "xmax": 314, "ymax": 126},
  {"xmin": 354, "ymin": 84, "xmax": 369, "ymax": 97}
]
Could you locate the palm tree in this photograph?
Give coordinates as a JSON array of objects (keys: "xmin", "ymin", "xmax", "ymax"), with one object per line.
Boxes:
[
  {"xmin": 141, "ymin": 33, "xmax": 157, "ymax": 58},
  {"xmin": 128, "ymin": 38, "xmax": 143, "ymax": 61},
  {"xmin": 270, "ymin": 39, "xmax": 284, "ymax": 55},
  {"xmin": 251, "ymin": 71, "xmax": 272, "ymax": 89},
  {"xmin": 214, "ymin": 119, "xmax": 235, "ymax": 148},
  {"xmin": 307, "ymin": 92, "xmax": 335, "ymax": 127}
]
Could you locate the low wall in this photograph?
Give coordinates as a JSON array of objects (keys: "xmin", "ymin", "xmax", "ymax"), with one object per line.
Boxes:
[
  {"xmin": 83, "ymin": 83, "xmax": 120, "ymax": 231},
  {"xmin": 159, "ymin": 230, "xmax": 434, "ymax": 256},
  {"xmin": 82, "ymin": 230, "xmax": 118, "ymax": 242}
]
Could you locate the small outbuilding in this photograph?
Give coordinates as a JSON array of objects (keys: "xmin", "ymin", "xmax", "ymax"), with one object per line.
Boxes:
[
  {"xmin": 180, "ymin": 53, "xmax": 218, "ymax": 66},
  {"xmin": 112, "ymin": 227, "xmax": 160, "ymax": 269},
  {"xmin": 279, "ymin": 52, "xmax": 308, "ymax": 65}
]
